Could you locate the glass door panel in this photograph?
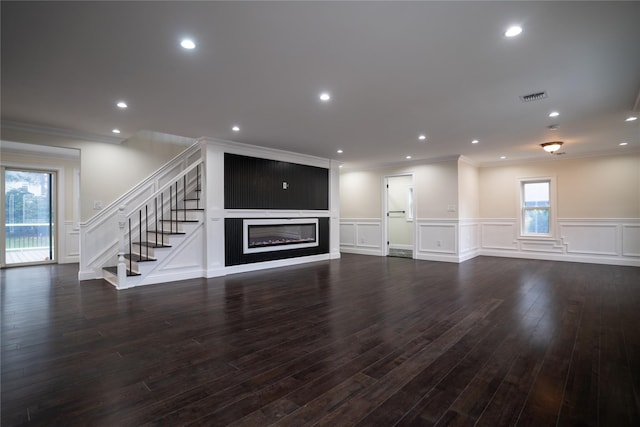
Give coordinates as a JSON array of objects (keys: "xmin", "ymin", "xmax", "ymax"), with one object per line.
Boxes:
[{"xmin": 3, "ymin": 169, "xmax": 55, "ymax": 265}]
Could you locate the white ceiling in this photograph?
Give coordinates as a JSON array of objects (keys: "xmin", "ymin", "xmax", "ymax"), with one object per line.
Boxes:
[{"xmin": 2, "ymin": 1, "xmax": 639, "ymax": 169}]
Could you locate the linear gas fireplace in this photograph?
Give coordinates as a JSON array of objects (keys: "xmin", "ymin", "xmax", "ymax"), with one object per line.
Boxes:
[{"xmin": 243, "ymin": 218, "xmax": 318, "ymax": 254}]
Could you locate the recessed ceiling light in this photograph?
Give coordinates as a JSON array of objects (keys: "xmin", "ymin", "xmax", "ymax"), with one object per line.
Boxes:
[
  {"xmin": 549, "ymin": 111, "xmax": 560, "ymax": 117},
  {"xmin": 112, "ymin": 129, "xmax": 121, "ymax": 134},
  {"xmin": 505, "ymin": 26, "xmax": 523, "ymax": 37},
  {"xmin": 418, "ymin": 134, "xmax": 426, "ymax": 141},
  {"xmin": 180, "ymin": 39, "xmax": 196, "ymax": 50},
  {"xmin": 626, "ymin": 116, "xmax": 638, "ymax": 122},
  {"xmin": 339, "ymin": 164, "xmax": 343, "ymax": 168},
  {"xmin": 619, "ymin": 141, "xmax": 629, "ymax": 146},
  {"xmin": 337, "ymin": 149, "xmax": 343, "ymax": 154},
  {"xmin": 116, "ymin": 101, "xmax": 128, "ymax": 109},
  {"xmin": 472, "ymin": 139, "xmax": 479, "ymax": 144},
  {"xmin": 500, "ymin": 156, "xmax": 507, "ymax": 159},
  {"xmin": 406, "ymin": 155, "xmax": 412, "ymax": 159},
  {"xmin": 232, "ymin": 126, "xmax": 240, "ymax": 132},
  {"xmin": 319, "ymin": 92, "xmax": 331, "ymax": 102}
]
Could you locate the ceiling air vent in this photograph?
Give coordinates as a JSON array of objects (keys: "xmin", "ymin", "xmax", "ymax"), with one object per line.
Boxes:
[{"xmin": 519, "ymin": 91, "xmax": 548, "ymax": 102}]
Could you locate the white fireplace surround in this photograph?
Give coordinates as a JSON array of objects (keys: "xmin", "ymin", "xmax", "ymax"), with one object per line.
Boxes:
[{"xmin": 243, "ymin": 218, "xmax": 319, "ymax": 254}]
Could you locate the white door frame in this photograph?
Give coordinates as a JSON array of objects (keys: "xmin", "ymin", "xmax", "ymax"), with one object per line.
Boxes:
[
  {"xmin": 1, "ymin": 163, "xmax": 63, "ymax": 267},
  {"xmin": 382, "ymin": 173, "xmax": 415, "ymax": 257}
]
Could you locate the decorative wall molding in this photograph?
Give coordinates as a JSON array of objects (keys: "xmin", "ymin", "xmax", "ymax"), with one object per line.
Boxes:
[
  {"xmin": 479, "ymin": 218, "xmax": 640, "ymax": 267},
  {"xmin": 340, "ymin": 217, "xmax": 640, "ymax": 267},
  {"xmin": 339, "ymin": 219, "xmax": 383, "ymax": 256},
  {"xmin": 2, "ymin": 120, "xmax": 125, "ymax": 144},
  {"xmin": 59, "ymin": 221, "xmax": 80, "ymax": 264}
]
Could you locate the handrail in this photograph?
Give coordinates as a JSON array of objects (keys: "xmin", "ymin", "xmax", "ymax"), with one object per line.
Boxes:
[
  {"xmin": 81, "ymin": 142, "xmax": 202, "ymax": 227},
  {"xmin": 124, "ymin": 159, "xmax": 203, "ymax": 219}
]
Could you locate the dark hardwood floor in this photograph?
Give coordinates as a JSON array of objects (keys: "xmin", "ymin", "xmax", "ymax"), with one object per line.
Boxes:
[{"xmin": 1, "ymin": 254, "xmax": 639, "ymax": 426}]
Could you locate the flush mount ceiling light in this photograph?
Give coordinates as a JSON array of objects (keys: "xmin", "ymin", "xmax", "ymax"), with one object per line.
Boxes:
[
  {"xmin": 418, "ymin": 134, "xmax": 426, "ymax": 141},
  {"xmin": 626, "ymin": 116, "xmax": 638, "ymax": 122},
  {"xmin": 180, "ymin": 39, "xmax": 196, "ymax": 50},
  {"xmin": 319, "ymin": 92, "xmax": 331, "ymax": 102},
  {"xmin": 541, "ymin": 141, "xmax": 563, "ymax": 153},
  {"xmin": 549, "ymin": 111, "xmax": 560, "ymax": 117},
  {"xmin": 337, "ymin": 149, "xmax": 343, "ymax": 154},
  {"xmin": 406, "ymin": 155, "xmax": 412, "ymax": 159},
  {"xmin": 472, "ymin": 139, "xmax": 479, "ymax": 144},
  {"xmin": 232, "ymin": 125, "xmax": 240, "ymax": 132},
  {"xmin": 500, "ymin": 156, "xmax": 507, "ymax": 159},
  {"xmin": 116, "ymin": 101, "xmax": 128, "ymax": 109},
  {"xmin": 619, "ymin": 141, "xmax": 629, "ymax": 146},
  {"xmin": 505, "ymin": 25, "xmax": 523, "ymax": 37},
  {"xmin": 112, "ymin": 129, "xmax": 121, "ymax": 134}
]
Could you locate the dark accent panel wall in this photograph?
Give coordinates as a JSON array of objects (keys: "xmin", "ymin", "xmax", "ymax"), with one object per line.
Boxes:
[
  {"xmin": 225, "ymin": 218, "xmax": 330, "ymax": 266},
  {"xmin": 225, "ymin": 153, "xmax": 329, "ymax": 210}
]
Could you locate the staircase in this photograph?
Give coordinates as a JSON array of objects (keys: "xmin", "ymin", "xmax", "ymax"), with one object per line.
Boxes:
[
  {"xmin": 78, "ymin": 142, "xmax": 206, "ymax": 289},
  {"xmin": 102, "ymin": 161, "xmax": 204, "ymax": 289}
]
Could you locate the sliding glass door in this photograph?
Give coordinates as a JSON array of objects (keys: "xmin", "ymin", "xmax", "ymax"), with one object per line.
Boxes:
[{"xmin": 2, "ymin": 168, "xmax": 56, "ymax": 266}]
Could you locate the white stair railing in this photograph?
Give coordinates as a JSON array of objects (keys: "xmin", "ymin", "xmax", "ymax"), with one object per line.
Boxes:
[{"xmin": 78, "ymin": 142, "xmax": 204, "ymax": 280}]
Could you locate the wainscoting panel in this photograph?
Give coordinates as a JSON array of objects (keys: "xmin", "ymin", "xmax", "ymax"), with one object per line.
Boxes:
[
  {"xmin": 60, "ymin": 221, "xmax": 80, "ymax": 264},
  {"xmin": 459, "ymin": 221, "xmax": 479, "ymax": 260},
  {"xmin": 339, "ymin": 219, "xmax": 382, "ymax": 256},
  {"xmin": 417, "ymin": 222, "xmax": 457, "ymax": 255},
  {"xmin": 559, "ymin": 222, "xmax": 618, "ymax": 256},
  {"xmin": 622, "ymin": 224, "xmax": 640, "ymax": 257},
  {"xmin": 480, "ymin": 221, "xmax": 518, "ymax": 251}
]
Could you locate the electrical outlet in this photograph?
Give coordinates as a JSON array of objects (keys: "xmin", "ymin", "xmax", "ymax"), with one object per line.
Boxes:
[{"xmin": 447, "ymin": 204, "xmax": 457, "ymax": 212}]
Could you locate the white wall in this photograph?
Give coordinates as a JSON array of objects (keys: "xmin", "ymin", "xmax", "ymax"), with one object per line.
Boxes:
[
  {"xmin": 340, "ymin": 153, "xmax": 640, "ymax": 266},
  {"xmin": 475, "ymin": 153, "xmax": 640, "ymax": 266},
  {"xmin": 0, "ymin": 127, "xmax": 194, "ymax": 221},
  {"xmin": 339, "ymin": 159, "xmax": 459, "ymax": 258}
]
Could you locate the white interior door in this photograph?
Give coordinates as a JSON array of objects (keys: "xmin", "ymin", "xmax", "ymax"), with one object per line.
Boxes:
[{"xmin": 386, "ymin": 175, "xmax": 414, "ymax": 256}]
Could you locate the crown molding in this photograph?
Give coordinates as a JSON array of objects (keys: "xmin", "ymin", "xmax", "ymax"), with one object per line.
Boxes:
[
  {"xmin": 339, "ymin": 155, "xmax": 461, "ymax": 172},
  {"xmin": 0, "ymin": 140, "xmax": 80, "ymax": 160},
  {"xmin": 1, "ymin": 120, "xmax": 125, "ymax": 144}
]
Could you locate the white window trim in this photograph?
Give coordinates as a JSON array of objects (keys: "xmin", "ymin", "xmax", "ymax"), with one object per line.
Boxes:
[{"xmin": 517, "ymin": 176, "xmax": 557, "ymax": 239}]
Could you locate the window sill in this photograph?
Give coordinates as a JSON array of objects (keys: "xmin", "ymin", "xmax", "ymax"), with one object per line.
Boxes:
[{"xmin": 518, "ymin": 234, "xmax": 555, "ymax": 241}]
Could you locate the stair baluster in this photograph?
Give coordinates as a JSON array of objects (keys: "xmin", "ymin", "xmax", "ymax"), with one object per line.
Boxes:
[
  {"xmin": 161, "ymin": 193, "xmax": 165, "ymax": 246},
  {"xmin": 128, "ymin": 218, "xmax": 132, "ymax": 275},
  {"xmin": 145, "ymin": 205, "xmax": 149, "ymax": 260},
  {"xmin": 184, "ymin": 175, "xmax": 187, "ymax": 222},
  {"xmin": 139, "ymin": 210, "xmax": 143, "ymax": 262},
  {"xmin": 196, "ymin": 164, "xmax": 200, "ymax": 210}
]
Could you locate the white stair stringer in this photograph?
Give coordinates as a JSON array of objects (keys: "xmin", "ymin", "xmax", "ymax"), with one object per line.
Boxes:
[{"xmin": 103, "ymin": 210, "xmax": 205, "ymax": 289}]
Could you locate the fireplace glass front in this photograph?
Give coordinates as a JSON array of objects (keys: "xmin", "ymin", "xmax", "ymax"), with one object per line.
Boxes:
[{"xmin": 243, "ymin": 218, "xmax": 319, "ymax": 254}]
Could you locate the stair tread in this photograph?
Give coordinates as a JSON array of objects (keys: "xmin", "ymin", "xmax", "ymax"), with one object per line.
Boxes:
[
  {"xmin": 103, "ymin": 266, "xmax": 141, "ymax": 277},
  {"xmin": 171, "ymin": 208, "xmax": 205, "ymax": 211},
  {"xmin": 159, "ymin": 219, "xmax": 200, "ymax": 223},
  {"xmin": 134, "ymin": 241, "xmax": 172, "ymax": 248},
  {"xmin": 124, "ymin": 254, "xmax": 156, "ymax": 262},
  {"xmin": 147, "ymin": 230, "xmax": 186, "ymax": 235}
]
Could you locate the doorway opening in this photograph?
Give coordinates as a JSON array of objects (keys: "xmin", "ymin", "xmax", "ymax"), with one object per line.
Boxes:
[
  {"xmin": 2, "ymin": 168, "xmax": 56, "ymax": 266},
  {"xmin": 384, "ymin": 174, "xmax": 414, "ymax": 258}
]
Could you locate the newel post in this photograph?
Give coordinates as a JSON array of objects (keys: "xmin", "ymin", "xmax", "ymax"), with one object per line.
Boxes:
[{"xmin": 117, "ymin": 205, "xmax": 127, "ymax": 288}]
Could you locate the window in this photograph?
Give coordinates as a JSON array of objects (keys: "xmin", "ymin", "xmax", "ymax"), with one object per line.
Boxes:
[{"xmin": 521, "ymin": 179, "xmax": 551, "ymax": 236}]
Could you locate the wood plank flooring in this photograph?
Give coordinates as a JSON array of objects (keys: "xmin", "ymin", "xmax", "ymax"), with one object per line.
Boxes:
[{"xmin": 1, "ymin": 254, "xmax": 639, "ymax": 426}]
